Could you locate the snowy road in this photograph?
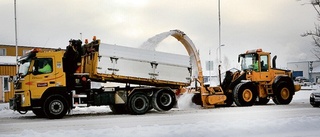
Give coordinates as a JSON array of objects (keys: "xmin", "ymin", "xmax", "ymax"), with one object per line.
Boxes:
[{"xmin": 1, "ymin": 89, "xmax": 320, "ymax": 137}]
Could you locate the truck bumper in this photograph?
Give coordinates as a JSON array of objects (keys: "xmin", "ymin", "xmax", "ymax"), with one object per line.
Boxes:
[
  {"xmin": 9, "ymin": 93, "xmax": 31, "ymax": 111},
  {"xmin": 9, "ymin": 96, "xmax": 18, "ymax": 110}
]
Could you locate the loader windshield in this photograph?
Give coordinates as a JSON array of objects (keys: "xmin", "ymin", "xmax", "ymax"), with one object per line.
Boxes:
[{"xmin": 240, "ymin": 54, "xmax": 258, "ymax": 71}]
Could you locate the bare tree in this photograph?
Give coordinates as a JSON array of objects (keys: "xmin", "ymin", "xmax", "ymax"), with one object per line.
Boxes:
[{"xmin": 301, "ymin": 0, "xmax": 320, "ymax": 59}]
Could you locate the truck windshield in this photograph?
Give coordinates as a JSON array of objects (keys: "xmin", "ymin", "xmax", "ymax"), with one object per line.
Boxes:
[
  {"xmin": 18, "ymin": 60, "xmax": 31, "ymax": 77},
  {"xmin": 240, "ymin": 54, "xmax": 256, "ymax": 70}
]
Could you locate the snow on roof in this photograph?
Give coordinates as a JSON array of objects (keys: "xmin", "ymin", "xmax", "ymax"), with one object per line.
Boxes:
[{"xmin": 0, "ymin": 56, "xmax": 17, "ymax": 65}]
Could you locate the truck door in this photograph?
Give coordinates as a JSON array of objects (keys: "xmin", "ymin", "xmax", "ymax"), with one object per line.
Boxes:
[
  {"xmin": 29, "ymin": 57, "xmax": 55, "ymax": 99},
  {"xmin": 259, "ymin": 55, "xmax": 271, "ymax": 81}
]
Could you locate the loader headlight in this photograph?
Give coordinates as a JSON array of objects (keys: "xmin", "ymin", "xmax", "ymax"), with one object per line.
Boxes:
[{"xmin": 310, "ymin": 93, "xmax": 315, "ymax": 98}]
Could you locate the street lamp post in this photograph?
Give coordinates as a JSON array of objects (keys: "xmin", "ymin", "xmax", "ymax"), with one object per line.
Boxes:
[
  {"xmin": 219, "ymin": 44, "xmax": 224, "ymax": 64},
  {"xmin": 218, "ymin": 0, "xmax": 222, "ymax": 64},
  {"xmin": 216, "ymin": 44, "xmax": 225, "ymax": 64},
  {"xmin": 310, "ymin": 61, "xmax": 313, "ymax": 88}
]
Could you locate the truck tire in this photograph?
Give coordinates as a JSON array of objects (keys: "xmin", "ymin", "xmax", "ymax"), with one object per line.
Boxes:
[
  {"xmin": 152, "ymin": 90, "xmax": 176, "ymax": 111},
  {"xmin": 109, "ymin": 104, "xmax": 128, "ymax": 114},
  {"xmin": 32, "ymin": 108, "xmax": 46, "ymax": 118},
  {"xmin": 43, "ymin": 95, "xmax": 68, "ymax": 119},
  {"xmin": 233, "ymin": 83, "xmax": 257, "ymax": 106},
  {"xmin": 128, "ymin": 92, "xmax": 150, "ymax": 115},
  {"xmin": 273, "ymin": 82, "xmax": 293, "ymax": 105},
  {"xmin": 255, "ymin": 97, "xmax": 270, "ymax": 105}
]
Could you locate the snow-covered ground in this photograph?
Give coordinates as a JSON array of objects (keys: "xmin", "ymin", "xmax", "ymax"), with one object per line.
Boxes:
[{"xmin": 1, "ymin": 86, "xmax": 320, "ymax": 137}]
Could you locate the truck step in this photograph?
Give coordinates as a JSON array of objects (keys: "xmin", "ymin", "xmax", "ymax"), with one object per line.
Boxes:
[{"xmin": 72, "ymin": 90, "xmax": 88, "ymax": 107}]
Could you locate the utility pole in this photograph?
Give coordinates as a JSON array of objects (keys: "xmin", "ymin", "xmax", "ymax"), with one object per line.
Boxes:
[
  {"xmin": 14, "ymin": 0, "xmax": 18, "ymax": 73},
  {"xmin": 218, "ymin": 0, "xmax": 221, "ymax": 64}
]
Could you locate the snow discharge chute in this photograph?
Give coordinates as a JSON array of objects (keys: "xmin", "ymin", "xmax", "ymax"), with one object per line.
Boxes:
[
  {"xmin": 140, "ymin": 29, "xmax": 203, "ymax": 84},
  {"xmin": 140, "ymin": 30, "xmax": 226, "ymax": 108}
]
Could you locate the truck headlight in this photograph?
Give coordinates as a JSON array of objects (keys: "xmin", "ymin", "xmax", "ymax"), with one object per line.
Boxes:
[{"xmin": 21, "ymin": 94, "xmax": 25, "ymax": 104}]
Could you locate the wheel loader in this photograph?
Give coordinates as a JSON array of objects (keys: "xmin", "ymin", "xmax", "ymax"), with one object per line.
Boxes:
[{"xmin": 192, "ymin": 48, "xmax": 301, "ymax": 107}]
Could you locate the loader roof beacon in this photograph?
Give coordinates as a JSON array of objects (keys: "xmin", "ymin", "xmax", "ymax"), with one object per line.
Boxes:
[{"xmin": 9, "ymin": 30, "xmax": 301, "ymax": 119}]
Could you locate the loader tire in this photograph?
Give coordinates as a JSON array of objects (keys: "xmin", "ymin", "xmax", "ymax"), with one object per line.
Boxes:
[
  {"xmin": 152, "ymin": 90, "xmax": 176, "ymax": 111},
  {"xmin": 110, "ymin": 104, "xmax": 128, "ymax": 114},
  {"xmin": 128, "ymin": 92, "xmax": 150, "ymax": 115},
  {"xmin": 44, "ymin": 95, "xmax": 68, "ymax": 119},
  {"xmin": 192, "ymin": 93, "xmax": 203, "ymax": 106},
  {"xmin": 224, "ymin": 92, "xmax": 234, "ymax": 107},
  {"xmin": 233, "ymin": 83, "xmax": 257, "ymax": 106},
  {"xmin": 32, "ymin": 108, "xmax": 46, "ymax": 118},
  {"xmin": 273, "ymin": 82, "xmax": 293, "ymax": 105}
]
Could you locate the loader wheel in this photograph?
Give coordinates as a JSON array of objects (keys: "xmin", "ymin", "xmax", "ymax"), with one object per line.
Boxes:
[
  {"xmin": 110, "ymin": 104, "xmax": 128, "ymax": 114},
  {"xmin": 224, "ymin": 92, "xmax": 234, "ymax": 107},
  {"xmin": 233, "ymin": 83, "xmax": 257, "ymax": 106},
  {"xmin": 44, "ymin": 95, "xmax": 68, "ymax": 119},
  {"xmin": 273, "ymin": 82, "xmax": 293, "ymax": 105},
  {"xmin": 255, "ymin": 97, "xmax": 270, "ymax": 105},
  {"xmin": 152, "ymin": 90, "xmax": 176, "ymax": 111},
  {"xmin": 32, "ymin": 108, "xmax": 46, "ymax": 118},
  {"xmin": 192, "ymin": 93, "xmax": 203, "ymax": 106},
  {"xmin": 128, "ymin": 92, "xmax": 150, "ymax": 115}
]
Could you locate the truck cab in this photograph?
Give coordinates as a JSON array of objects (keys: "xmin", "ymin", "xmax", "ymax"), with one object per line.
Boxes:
[{"xmin": 10, "ymin": 49, "xmax": 67, "ymax": 115}]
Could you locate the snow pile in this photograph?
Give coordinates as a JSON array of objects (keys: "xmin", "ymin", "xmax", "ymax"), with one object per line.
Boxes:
[
  {"xmin": 177, "ymin": 92, "xmax": 201, "ymax": 110},
  {"xmin": 0, "ymin": 88, "xmax": 320, "ymax": 137}
]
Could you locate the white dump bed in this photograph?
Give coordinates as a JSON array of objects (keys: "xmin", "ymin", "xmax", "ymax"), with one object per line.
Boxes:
[{"xmin": 96, "ymin": 43, "xmax": 192, "ymax": 85}]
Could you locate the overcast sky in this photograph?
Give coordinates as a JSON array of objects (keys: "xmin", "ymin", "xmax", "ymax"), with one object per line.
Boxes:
[{"xmin": 0, "ymin": 0, "xmax": 318, "ymax": 71}]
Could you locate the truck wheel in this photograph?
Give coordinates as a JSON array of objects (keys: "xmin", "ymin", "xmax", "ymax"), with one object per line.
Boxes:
[
  {"xmin": 32, "ymin": 108, "xmax": 46, "ymax": 118},
  {"xmin": 233, "ymin": 83, "xmax": 257, "ymax": 106},
  {"xmin": 152, "ymin": 90, "xmax": 176, "ymax": 111},
  {"xmin": 109, "ymin": 104, "xmax": 128, "ymax": 114},
  {"xmin": 255, "ymin": 97, "xmax": 270, "ymax": 105},
  {"xmin": 273, "ymin": 82, "xmax": 293, "ymax": 105},
  {"xmin": 44, "ymin": 95, "xmax": 68, "ymax": 119},
  {"xmin": 128, "ymin": 92, "xmax": 150, "ymax": 115}
]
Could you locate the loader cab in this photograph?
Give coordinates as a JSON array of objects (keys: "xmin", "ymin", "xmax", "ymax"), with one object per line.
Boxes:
[{"xmin": 239, "ymin": 49, "xmax": 272, "ymax": 81}]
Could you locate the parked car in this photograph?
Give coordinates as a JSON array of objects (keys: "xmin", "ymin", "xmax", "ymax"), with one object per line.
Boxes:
[
  {"xmin": 295, "ymin": 77, "xmax": 316, "ymax": 86},
  {"xmin": 310, "ymin": 92, "xmax": 320, "ymax": 107}
]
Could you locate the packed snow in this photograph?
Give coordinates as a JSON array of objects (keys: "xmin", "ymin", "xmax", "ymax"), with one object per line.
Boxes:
[{"xmin": 0, "ymin": 86, "xmax": 320, "ymax": 137}]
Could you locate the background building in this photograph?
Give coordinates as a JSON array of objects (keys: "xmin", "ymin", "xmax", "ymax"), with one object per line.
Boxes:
[{"xmin": 287, "ymin": 61, "xmax": 320, "ymax": 83}]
